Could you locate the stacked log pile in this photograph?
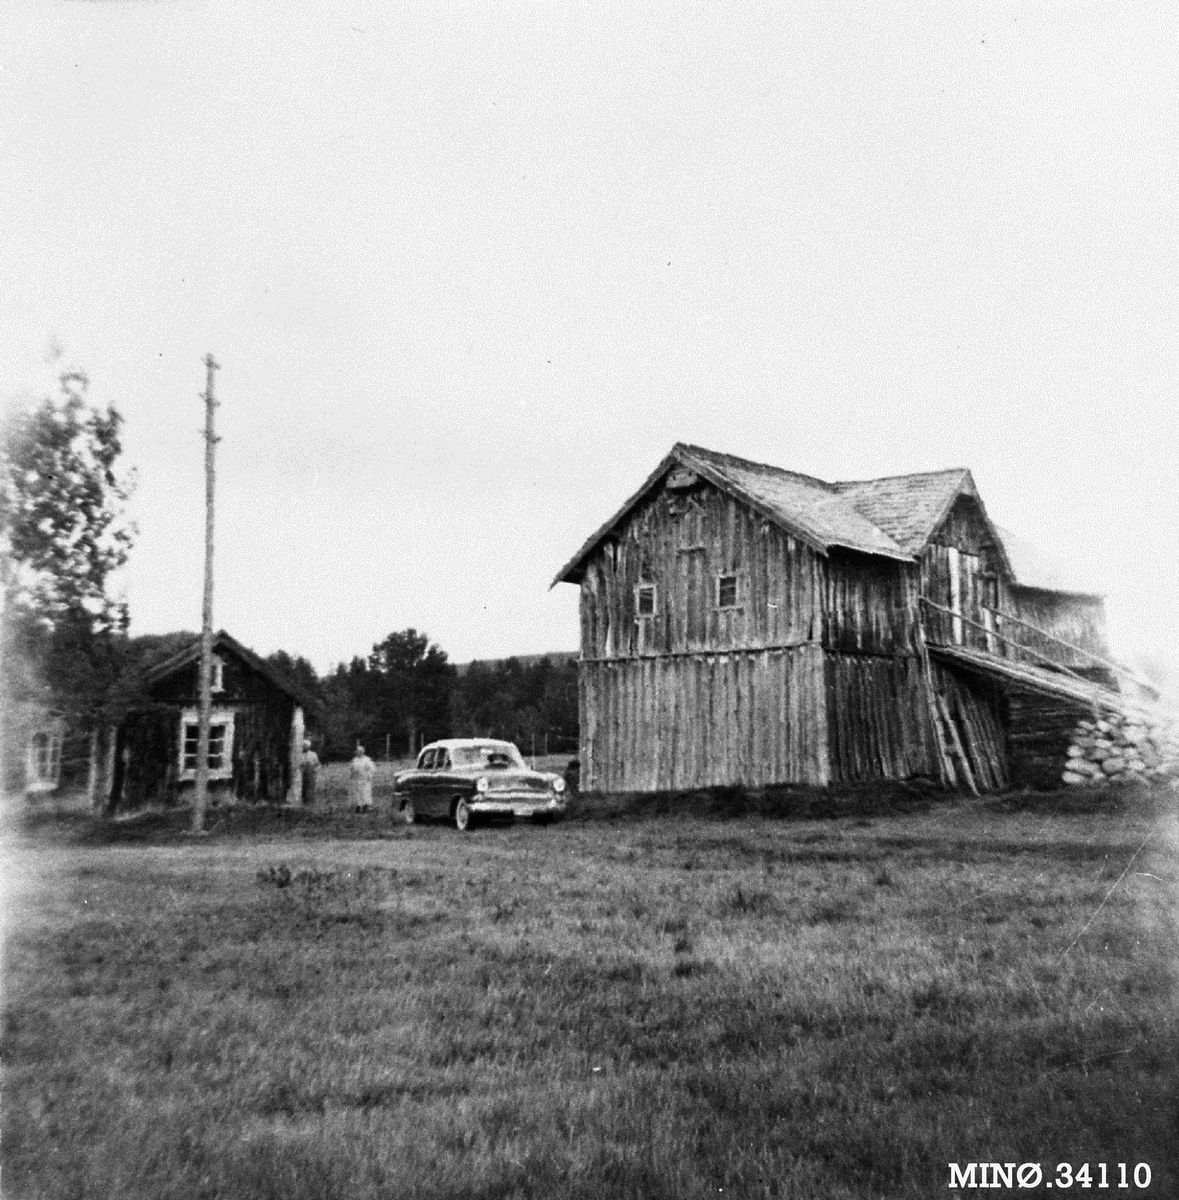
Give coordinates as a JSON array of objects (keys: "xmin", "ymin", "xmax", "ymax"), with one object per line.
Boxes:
[{"xmin": 1061, "ymin": 710, "xmax": 1179, "ymax": 786}]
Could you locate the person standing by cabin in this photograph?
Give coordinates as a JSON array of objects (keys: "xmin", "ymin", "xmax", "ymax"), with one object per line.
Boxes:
[
  {"xmin": 300, "ymin": 739, "xmax": 320, "ymax": 807},
  {"xmin": 350, "ymin": 743, "xmax": 375, "ymax": 813}
]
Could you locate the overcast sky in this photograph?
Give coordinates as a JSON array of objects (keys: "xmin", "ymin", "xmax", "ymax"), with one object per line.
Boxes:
[{"xmin": 3, "ymin": 1, "xmax": 1176, "ymax": 676}]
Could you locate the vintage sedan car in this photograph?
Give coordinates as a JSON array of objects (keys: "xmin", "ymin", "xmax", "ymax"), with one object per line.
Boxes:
[{"xmin": 393, "ymin": 738, "xmax": 567, "ymax": 830}]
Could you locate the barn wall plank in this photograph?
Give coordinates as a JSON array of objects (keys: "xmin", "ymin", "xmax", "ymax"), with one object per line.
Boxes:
[
  {"xmin": 579, "ymin": 647, "xmax": 837, "ymax": 791},
  {"xmin": 824, "ymin": 652, "xmax": 941, "ymax": 783}
]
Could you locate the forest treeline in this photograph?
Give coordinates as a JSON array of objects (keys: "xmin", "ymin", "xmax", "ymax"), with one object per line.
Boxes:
[{"xmin": 267, "ymin": 630, "xmax": 579, "ymax": 761}]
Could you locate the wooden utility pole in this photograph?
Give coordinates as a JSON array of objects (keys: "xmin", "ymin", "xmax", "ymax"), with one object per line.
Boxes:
[
  {"xmin": 191, "ymin": 353, "xmax": 220, "ymax": 834},
  {"xmin": 0, "ymin": 563, "xmax": 11, "ymax": 799}
]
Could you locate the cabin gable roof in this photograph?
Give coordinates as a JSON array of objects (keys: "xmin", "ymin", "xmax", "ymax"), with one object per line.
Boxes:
[{"xmin": 140, "ymin": 630, "xmax": 322, "ymax": 712}]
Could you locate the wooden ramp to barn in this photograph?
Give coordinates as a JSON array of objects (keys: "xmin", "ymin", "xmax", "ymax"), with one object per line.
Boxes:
[
  {"xmin": 928, "ymin": 644, "xmax": 1169, "ymax": 790},
  {"xmin": 931, "ymin": 645, "xmax": 1122, "ymax": 711}
]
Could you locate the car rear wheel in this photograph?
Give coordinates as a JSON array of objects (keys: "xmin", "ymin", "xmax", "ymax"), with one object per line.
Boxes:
[
  {"xmin": 453, "ymin": 797, "xmax": 472, "ymax": 832},
  {"xmin": 401, "ymin": 799, "xmax": 415, "ymax": 825}
]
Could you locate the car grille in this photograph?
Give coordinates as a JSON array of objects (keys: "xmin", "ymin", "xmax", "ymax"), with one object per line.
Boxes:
[{"xmin": 487, "ymin": 776, "xmax": 551, "ymax": 793}]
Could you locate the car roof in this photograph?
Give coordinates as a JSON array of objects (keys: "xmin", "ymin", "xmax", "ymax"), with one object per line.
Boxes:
[{"xmin": 421, "ymin": 738, "xmax": 517, "ymax": 752}]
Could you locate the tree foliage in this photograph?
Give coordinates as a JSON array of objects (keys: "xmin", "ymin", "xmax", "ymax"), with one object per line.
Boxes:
[
  {"xmin": 1, "ymin": 371, "xmax": 135, "ymax": 629},
  {"xmin": 266, "ymin": 649, "xmax": 322, "ymax": 704},
  {"xmin": 1, "ymin": 370, "xmax": 136, "ymax": 728},
  {"xmin": 314, "ymin": 634, "xmax": 580, "ymax": 762},
  {"xmin": 320, "ymin": 629, "xmax": 454, "ymax": 759},
  {"xmin": 450, "ymin": 655, "xmax": 578, "ymax": 752}
]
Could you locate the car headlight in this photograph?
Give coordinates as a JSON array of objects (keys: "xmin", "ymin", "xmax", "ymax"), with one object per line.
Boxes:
[
  {"xmin": 552, "ymin": 777, "xmax": 566, "ymax": 793},
  {"xmin": 475, "ymin": 776, "xmax": 489, "ymax": 793}
]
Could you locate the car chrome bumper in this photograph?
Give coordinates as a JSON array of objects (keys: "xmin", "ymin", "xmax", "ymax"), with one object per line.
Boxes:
[{"xmin": 470, "ymin": 795, "xmax": 566, "ymax": 818}]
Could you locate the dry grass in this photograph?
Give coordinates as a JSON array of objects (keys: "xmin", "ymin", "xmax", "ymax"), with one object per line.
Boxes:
[{"xmin": 3, "ymin": 784, "xmax": 1177, "ymax": 1198}]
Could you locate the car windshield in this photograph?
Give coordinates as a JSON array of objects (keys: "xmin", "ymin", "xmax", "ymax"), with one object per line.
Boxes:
[{"xmin": 451, "ymin": 744, "xmax": 526, "ymax": 770}]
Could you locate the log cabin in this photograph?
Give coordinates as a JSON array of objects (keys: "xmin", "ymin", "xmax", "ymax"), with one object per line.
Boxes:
[
  {"xmin": 105, "ymin": 630, "xmax": 320, "ymax": 810},
  {"xmin": 554, "ymin": 443, "xmax": 1140, "ymax": 794},
  {"xmin": 3, "ymin": 702, "xmax": 64, "ymax": 798}
]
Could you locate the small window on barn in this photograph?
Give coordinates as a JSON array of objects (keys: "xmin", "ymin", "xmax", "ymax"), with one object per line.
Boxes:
[
  {"xmin": 179, "ymin": 708, "xmax": 235, "ymax": 781},
  {"xmin": 210, "ymin": 655, "xmax": 225, "ymax": 693},
  {"xmin": 716, "ymin": 574, "xmax": 739, "ymax": 609},
  {"xmin": 635, "ymin": 583, "xmax": 657, "ymax": 618}
]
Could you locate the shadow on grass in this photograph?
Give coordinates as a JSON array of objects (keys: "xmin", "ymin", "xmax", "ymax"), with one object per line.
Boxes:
[
  {"xmin": 570, "ymin": 778, "xmax": 951, "ymax": 823},
  {"xmin": 18, "ymin": 802, "xmax": 415, "ymax": 846},
  {"xmin": 989, "ymin": 782, "xmax": 1176, "ymax": 816},
  {"xmin": 573, "ymin": 777, "xmax": 1178, "ymax": 823},
  {"xmin": 16, "ymin": 777, "xmax": 1172, "ymax": 850}
]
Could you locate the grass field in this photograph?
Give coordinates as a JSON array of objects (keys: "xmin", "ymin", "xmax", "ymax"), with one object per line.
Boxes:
[{"xmin": 3, "ymin": 781, "xmax": 1177, "ymax": 1199}]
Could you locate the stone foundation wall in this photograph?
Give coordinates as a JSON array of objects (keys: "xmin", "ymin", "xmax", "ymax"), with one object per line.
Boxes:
[{"xmin": 1061, "ymin": 710, "xmax": 1179, "ymax": 786}]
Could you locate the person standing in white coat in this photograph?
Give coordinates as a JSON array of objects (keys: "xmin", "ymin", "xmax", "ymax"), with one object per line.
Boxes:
[{"xmin": 349, "ymin": 744, "xmax": 375, "ymax": 813}]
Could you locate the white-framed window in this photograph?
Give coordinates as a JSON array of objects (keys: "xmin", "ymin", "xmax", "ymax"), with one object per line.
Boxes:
[
  {"xmin": 26, "ymin": 727, "xmax": 63, "ymax": 794},
  {"xmin": 210, "ymin": 655, "xmax": 225, "ymax": 693},
  {"xmin": 179, "ymin": 707, "xmax": 236, "ymax": 781},
  {"xmin": 716, "ymin": 573, "xmax": 739, "ymax": 609},
  {"xmin": 635, "ymin": 583, "xmax": 658, "ymax": 618}
]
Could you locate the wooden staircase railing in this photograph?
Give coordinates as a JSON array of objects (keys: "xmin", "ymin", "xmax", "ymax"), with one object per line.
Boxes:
[
  {"xmin": 979, "ymin": 605, "xmax": 1160, "ymax": 700},
  {"xmin": 917, "ymin": 597, "xmax": 1108, "ymax": 690}
]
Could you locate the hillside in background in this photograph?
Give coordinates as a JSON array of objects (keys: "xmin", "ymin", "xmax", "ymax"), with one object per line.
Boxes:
[{"xmin": 454, "ymin": 651, "xmax": 577, "ymax": 676}]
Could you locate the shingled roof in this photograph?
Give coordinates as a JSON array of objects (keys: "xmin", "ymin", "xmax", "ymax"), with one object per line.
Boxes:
[
  {"xmin": 554, "ymin": 444, "xmax": 1022, "ymax": 586},
  {"xmin": 141, "ymin": 629, "xmax": 322, "ymax": 712},
  {"xmin": 681, "ymin": 445, "xmax": 913, "ymax": 559},
  {"xmin": 831, "ymin": 469, "xmax": 976, "ymax": 556}
]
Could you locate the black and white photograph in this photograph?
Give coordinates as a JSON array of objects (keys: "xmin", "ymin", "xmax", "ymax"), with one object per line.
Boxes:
[{"xmin": 2, "ymin": 2, "xmax": 1176, "ymax": 1196}]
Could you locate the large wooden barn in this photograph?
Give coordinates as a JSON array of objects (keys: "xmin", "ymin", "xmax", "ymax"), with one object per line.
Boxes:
[
  {"xmin": 105, "ymin": 630, "xmax": 319, "ymax": 810},
  {"xmin": 554, "ymin": 443, "xmax": 1135, "ymax": 794}
]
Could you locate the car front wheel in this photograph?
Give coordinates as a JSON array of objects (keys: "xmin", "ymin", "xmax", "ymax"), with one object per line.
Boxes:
[
  {"xmin": 453, "ymin": 797, "xmax": 472, "ymax": 832},
  {"xmin": 401, "ymin": 799, "xmax": 415, "ymax": 825}
]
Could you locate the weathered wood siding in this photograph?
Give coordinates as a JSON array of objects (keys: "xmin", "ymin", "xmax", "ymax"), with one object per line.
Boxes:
[
  {"xmin": 579, "ymin": 482, "xmax": 824, "ymax": 659},
  {"xmin": 1005, "ymin": 685, "xmax": 1089, "ymax": 789},
  {"xmin": 920, "ymin": 495, "xmax": 1012, "ymax": 650},
  {"xmin": 821, "ymin": 550, "xmax": 916, "ymax": 656},
  {"xmin": 580, "ymin": 645, "xmax": 829, "ymax": 792},
  {"xmin": 825, "ymin": 653, "xmax": 939, "ymax": 782},
  {"xmin": 112, "ymin": 705, "xmax": 177, "ymax": 808},
  {"xmin": 930, "ymin": 662, "xmax": 1011, "ymax": 792},
  {"xmin": 1008, "ymin": 588, "xmax": 1109, "ymax": 668}
]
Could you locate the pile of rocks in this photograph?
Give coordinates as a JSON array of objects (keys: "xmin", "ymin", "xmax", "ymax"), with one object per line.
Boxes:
[{"xmin": 1062, "ymin": 709, "xmax": 1179, "ymax": 786}]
